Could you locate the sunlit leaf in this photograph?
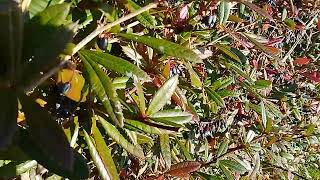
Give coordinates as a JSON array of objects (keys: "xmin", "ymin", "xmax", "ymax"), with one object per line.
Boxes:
[
  {"xmin": 126, "ymin": 0, "xmax": 156, "ymax": 28},
  {"xmin": 185, "ymin": 62, "xmax": 202, "ymax": 88},
  {"xmin": 149, "ymin": 110, "xmax": 192, "ymax": 126},
  {"xmin": 92, "ymin": 120, "xmax": 119, "ymax": 179},
  {"xmin": 125, "ymin": 119, "xmax": 173, "ymax": 135},
  {"xmin": 84, "ymin": 129, "xmax": 115, "ymax": 180},
  {"xmin": 238, "ymin": 0, "xmax": 273, "ymax": 21},
  {"xmin": 219, "ymin": 160, "xmax": 247, "ymax": 173},
  {"xmin": 79, "ymin": 50, "xmax": 150, "ymax": 81},
  {"xmin": 214, "ymin": 44, "xmax": 241, "ymax": 62},
  {"xmin": 219, "ymin": 163, "xmax": 233, "ymax": 180},
  {"xmin": 243, "ymin": 33, "xmax": 280, "ymax": 61},
  {"xmin": 147, "ymin": 75, "xmax": 179, "ymax": 115},
  {"xmin": 216, "ymin": 139, "xmax": 229, "ymax": 157},
  {"xmin": 0, "ymin": 160, "xmax": 37, "ymax": 178},
  {"xmin": 81, "ymin": 56, "xmax": 123, "ymax": 127},
  {"xmin": 118, "ymin": 33, "xmax": 202, "ymax": 63},
  {"xmin": 218, "ymin": 1, "xmax": 231, "ymax": 25},
  {"xmin": 254, "ymin": 80, "xmax": 272, "ymax": 89},
  {"xmin": 160, "ymin": 134, "xmax": 171, "ymax": 169},
  {"xmin": 167, "ymin": 161, "xmax": 202, "ymax": 178},
  {"xmin": 97, "ymin": 116, "xmax": 145, "ymax": 159},
  {"xmin": 293, "ymin": 57, "xmax": 311, "ymax": 65},
  {"xmin": 206, "ymin": 87, "xmax": 226, "ymax": 108}
]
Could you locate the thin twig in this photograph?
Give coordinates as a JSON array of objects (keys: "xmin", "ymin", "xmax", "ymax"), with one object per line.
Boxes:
[{"xmin": 71, "ymin": 2, "xmax": 158, "ymax": 56}]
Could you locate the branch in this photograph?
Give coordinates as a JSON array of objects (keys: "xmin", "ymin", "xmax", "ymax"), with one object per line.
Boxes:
[{"xmin": 71, "ymin": 2, "xmax": 158, "ymax": 56}]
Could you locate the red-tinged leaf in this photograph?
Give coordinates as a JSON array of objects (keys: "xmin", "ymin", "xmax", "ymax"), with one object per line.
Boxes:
[
  {"xmin": 264, "ymin": 37, "xmax": 284, "ymax": 46},
  {"xmin": 293, "ymin": 57, "xmax": 310, "ymax": 65},
  {"xmin": 239, "ymin": 1, "xmax": 274, "ymax": 21},
  {"xmin": 265, "ymin": 46, "xmax": 281, "ymax": 55},
  {"xmin": 317, "ymin": 18, "xmax": 320, "ymax": 31},
  {"xmin": 166, "ymin": 161, "xmax": 202, "ymax": 178},
  {"xmin": 295, "ymin": 24, "xmax": 305, "ymax": 30},
  {"xmin": 302, "ymin": 71, "xmax": 320, "ymax": 83}
]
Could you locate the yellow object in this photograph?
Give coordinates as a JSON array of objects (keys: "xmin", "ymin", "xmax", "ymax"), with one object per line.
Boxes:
[
  {"xmin": 36, "ymin": 98, "xmax": 47, "ymax": 107},
  {"xmin": 57, "ymin": 69, "xmax": 86, "ymax": 102},
  {"xmin": 17, "ymin": 111, "xmax": 25, "ymax": 123}
]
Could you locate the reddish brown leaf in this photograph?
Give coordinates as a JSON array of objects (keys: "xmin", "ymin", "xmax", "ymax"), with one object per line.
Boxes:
[
  {"xmin": 302, "ymin": 71, "xmax": 320, "ymax": 83},
  {"xmin": 239, "ymin": 1, "xmax": 274, "ymax": 21},
  {"xmin": 293, "ymin": 57, "xmax": 311, "ymax": 65},
  {"xmin": 317, "ymin": 18, "xmax": 320, "ymax": 31},
  {"xmin": 166, "ymin": 161, "xmax": 202, "ymax": 178}
]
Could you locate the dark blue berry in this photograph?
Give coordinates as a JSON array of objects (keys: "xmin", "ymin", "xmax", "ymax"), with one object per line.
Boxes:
[{"xmin": 97, "ymin": 37, "xmax": 108, "ymax": 50}]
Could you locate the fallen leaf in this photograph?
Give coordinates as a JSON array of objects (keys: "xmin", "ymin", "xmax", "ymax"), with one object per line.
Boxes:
[
  {"xmin": 293, "ymin": 57, "xmax": 310, "ymax": 65},
  {"xmin": 302, "ymin": 71, "xmax": 320, "ymax": 83}
]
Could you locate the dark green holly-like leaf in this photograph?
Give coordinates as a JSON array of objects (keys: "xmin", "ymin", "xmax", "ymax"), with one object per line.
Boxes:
[
  {"xmin": 0, "ymin": 88, "xmax": 18, "ymax": 150},
  {"xmin": 18, "ymin": 129, "xmax": 89, "ymax": 179},
  {"xmin": 19, "ymin": 95, "xmax": 73, "ymax": 172}
]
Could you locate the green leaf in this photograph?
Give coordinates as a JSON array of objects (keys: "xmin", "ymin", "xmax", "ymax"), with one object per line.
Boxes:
[
  {"xmin": 242, "ymin": 33, "xmax": 280, "ymax": 61},
  {"xmin": 218, "ymin": 1, "xmax": 231, "ymax": 25},
  {"xmin": 206, "ymin": 87, "xmax": 226, "ymax": 108},
  {"xmin": 185, "ymin": 62, "xmax": 202, "ymax": 88},
  {"xmin": 147, "ymin": 76, "xmax": 179, "ymax": 115},
  {"xmin": 97, "ymin": 116, "xmax": 145, "ymax": 159},
  {"xmin": 265, "ymin": 101, "xmax": 283, "ymax": 119},
  {"xmin": 19, "ymin": 95, "xmax": 73, "ymax": 172},
  {"xmin": 18, "ymin": 129, "xmax": 89, "ymax": 179},
  {"xmin": 118, "ymin": 33, "xmax": 202, "ymax": 63},
  {"xmin": 284, "ymin": 18, "xmax": 296, "ymax": 29},
  {"xmin": 149, "ymin": 110, "xmax": 192, "ymax": 126},
  {"xmin": 113, "ymin": 77, "xmax": 129, "ymax": 90},
  {"xmin": 254, "ymin": 80, "xmax": 272, "ymax": 89},
  {"xmin": 21, "ymin": 3, "xmax": 73, "ymax": 91},
  {"xmin": 134, "ymin": 78, "xmax": 146, "ymax": 114},
  {"xmin": 215, "ymin": 44, "xmax": 240, "ymax": 62},
  {"xmin": 28, "ymin": 0, "xmax": 61, "ymax": 18},
  {"xmin": 81, "ymin": 56, "xmax": 123, "ymax": 127},
  {"xmin": 160, "ymin": 134, "xmax": 171, "ymax": 169},
  {"xmin": 219, "ymin": 163, "xmax": 234, "ymax": 180},
  {"xmin": 29, "ymin": 3, "xmax": 70, "ymax": 26},
  {"xmin": 83, "ymin": 129, "xmax": 114, "ymax": 180},
  {"xmin": 306, "ymin": 124, "xmax": 316, "ymax": 136},
  {"xmin": 219, "ymin": 160, "xmax": 247, "ymax": 173},
  {"xmin": 125, "ymin": 119, "xmax": 172, "ymax": 135},
  {"xmin": 126, "ymin": 0, "xmax": 156, "ymax": 28},
  {"xmin": 175, "ymin": 137, "xmax": 192, "ymax": 160},
  {"xmin": 88, "ymin": 58, "xmax": 124, "ymax": 126},
  {"xmin": 0, "ymin": 88, "xmax": 18, "ymax": 150},
  {"xmin": 226, "ymin": 63, "xmax": 254, "ymax": 83},
  {"xmin": 261, "ymin": 101, "xmax": 267, "ymax": 129},
  {"xmin": 0, "ymin": 160, "xmax": 37, "ymax": 178},
  {"xmin": 79, "ymin": 50, "xmax": 150, "ymax": 81},
  {"xmin": 216, "ymin": 139, "xmax": 229, "ymax": 157},
  {"xmin": 91, "ymin": 121, "xmax": 119, "ymax": 180}
]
